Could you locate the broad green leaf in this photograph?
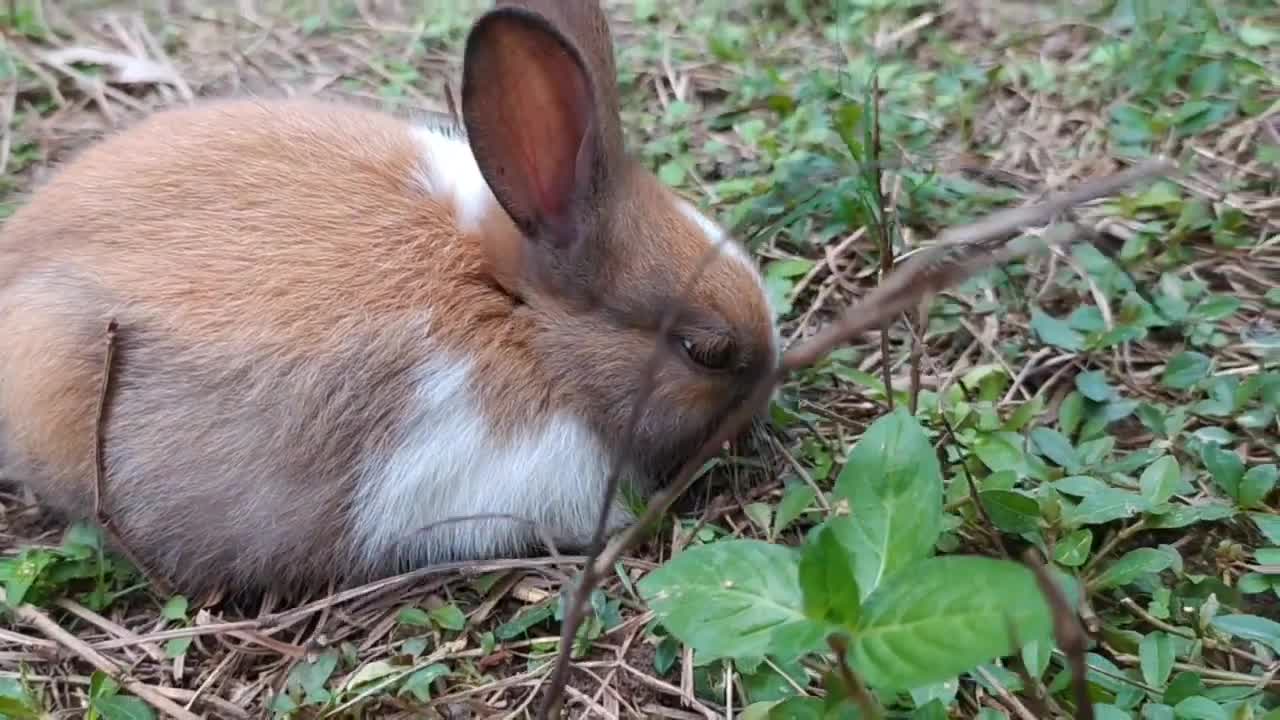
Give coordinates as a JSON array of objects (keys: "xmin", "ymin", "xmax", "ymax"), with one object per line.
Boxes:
[
  {"xmin": 740, "ymin": 657, "xmax": 808, "ymax": 703},
  {"xmin": 798, "ymin": 523, "xmax": 861, "ymax": 626},
  {"xmin": 1096, "ymin": 705, "xmax": 1133, "ymax": 720},
  {"xmin": 745, "ymin": 502, "xmax": 773, "ymax": 533},
  {"xmin": 1173, "ymin": 696, "xmax": 1226, "ymax": 720},
  {"xmin": 1092, "ymin": 548, "xmax": 1176, "ymax": 590},
  {"xmin": 912, "ymin": 699, "xmax": 949, "ymax": 720},
  {"xmin": 398, "ymin": 663, "xmax": 449, "ymax": 702},
  {"xmin": 1164, "ymin": 672, "xmax": 1207, "ymax": 706},
  {"xmin": 0, "ymin": 697, "xmax": 41, "ymax": 720},
  {"xmin": 1031, "ymin": 427, "xmax": 1082, "ymax": 472},
  {"xmin": 1240, "ymin": 465, "xmax": 1277, "ymax": 510},
  {"xmin": 1076, "ymin": 371, "xmax": 1113, "ymax": 402},
  {"xmin": 160, "ymin": 596, "xmax": 188, "ymax": 621},
  {"xmin": 1066, "ymin": 487, "xmax": 1148, "ymax": 527},
  {"xmin": 397, "ymin": 607, "xmax": 432, "ymax": 627},
  {"xmin": 1163, "ymin": 352, "xmax": 1211, "ymax": 390},
  {"xmin": 774, "ymin": 484, "xmax": 817, "ymax": 537},
  {"xmin": 1031, "ymin": 308, "xmax": 1085, "ymax": 351},
  {"xmin": 1148, "ymin": 503, "xmax": 1234, "ymax": 529},
  {"xmin": 345, "ymin": 660, "xmax": 400, "ymax": 690},
  {"xmin": 1209, "ymin": 614, "xmax": 1280, "ymax": 653},
  {"xmin": 1059, "ymin": 391, "xmax": 1085, "ymax": 437},
  {"xmin": 833, "ymin": 408, "xmax": 943, "ymax": 599},
  {"xmin": 1140, "ymin": 456, "xmax": 1181, "ymax": 506},
  {"xmin": 979, "ymin": 490, "xmax": 1040, "ymax": 534},
  {"xmin": 1251, "ymin": 513, "xmax": 1280, "ymax": 544},
  {"xmin": 1022, "ymin": 639, "xmax": 1051, "ymax": 677},
  {"xmin": 1055, "ymin": 529, "xmax": 1093, "ymax": 567},
  {"xmin": 288, "ymin": 650, "xmax": 338, "ymax": 705},
  {"xmin": 638, "ymin": 539, "xmax": 826, "ymax": 661},
  {"xmin": 1140, "ymin": 632, "xmax": 1175, "ymax": 687},
  {"xmin": 1145, "ymin": 704, "xmax": 1176, "ymax": 720},
  {"xmin": 429, "ymin": 603, "xmax": 466, "ymax": 631},
  {"xmin": 92, "ymin": 696, "xmax": 155, "ymax": 720},
  {"xmin": 765, "ymin": 697, "xmax": 824, "ymax": 719},
  {"xmin": 1200, "ymin": 445, "xmax": 1244, "ymax": 501},
  {"xmin": 972, "ymin": 433, "xmax": 1026, "ymax": 474},
  {"xmin": 494, "ymin": 603, "xmax": 553, "ymax": 639},
  {"xmin": 848, "ymin": 556, "xmax": 1052, "ymax": 691}
]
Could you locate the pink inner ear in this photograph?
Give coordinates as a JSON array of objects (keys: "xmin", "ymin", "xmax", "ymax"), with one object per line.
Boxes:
[
  {"xmin": 480, "ymin": 17, "xmax": 596, "ymax": 228},
  {"xmin": 516, "ymin": 39, "xmax": 592, "ymax": 222}
]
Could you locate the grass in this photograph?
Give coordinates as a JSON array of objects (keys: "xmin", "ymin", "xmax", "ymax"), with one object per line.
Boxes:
[{"xmin": 1, "ymin": 0, "xmax": 1278, "ymax": 718}]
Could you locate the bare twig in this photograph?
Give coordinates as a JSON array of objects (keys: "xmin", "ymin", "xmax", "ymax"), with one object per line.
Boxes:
[
  {"xmin": 539, "ymin": 240, "xmax": 735, "ymax": 718},
  {"xmin": 93, "ymin": 319, "xmax": 172, "ymax": 596},
  {"xmin": 1024, "ymin": 549, "xmax": 1093, "ymax": 720},
  {"xmin": 0, "ymin": 589, "xmax": 203, "ymax": 720},
  {"xmin": 537, "ymin": 158, "xmax": 1174, "ymax": 717},
  {"xmin": 827, "ymin": 634, "xmax": 883, "ymax": 719}
]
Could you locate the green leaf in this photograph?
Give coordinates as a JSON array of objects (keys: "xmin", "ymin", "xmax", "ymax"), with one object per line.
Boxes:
[
  {"xmin": 1066, "ymin": 487, "xmax": 1147, "ymax": 527},
  {"xmin": 1059, "ymin": 392, "xmax": 1085, "ymax": 437},
  {"xmin": 1147, "ymin": 503, "xmax": 1234, "ymax": 529},
  {"xmin": 1055, "ymin": 529, "xmax": 1093, "ymax": 567},
  {"xmin": 494, "ymin": 602, "xmax": 553, "ymax": 640},
  {"xmin": 833, "ymin": 408, "xmax": 943, "ymax": 599},
  {"xmin": 1173, "ymin": 696, "xmax": 1226, "ymax": 720},
  {"xmin": 287, "ymin": 651, "xmax": 339, "ymax": 705},
  {"xmin": 1076, "ymin": 371, "xmax": 1113, "ymax": 402},
  {"xmin": 160, "ymin": 596, "xmax": 188, "ymax": 621},
  {"xmin": 345, "ymin": 660, "xmax": 400, "ymax": 689},
  {"xmin": 1162, "ymin": 352, "xmax": 1211, "ymax": 390},
  {"xmin": 397, "ymin": 607, "xmax": 432, "ymax": 627},
  {"xmin": 1251, "ymin": 514, "xmax": 1280, "ymax": 544},
  {"xmin": 92, "ymin": 696, "xmax": 155, "ymax": 720},
  {"xmin": 1240, "ymin": 465, "xmax": 1277, "ymax": 510},
  {"xmin": 1140, "ymin": 456, "xmax": 1181, "ymax": 506},
  {"xmin": 1092, "ymin": 548, "xmax": 1175, "ymax": 590},
  {"xmin": 745, "ymin": 502, "xmax": 772, "ymax": 533},
  {"xmin": 429, "ymin": 604, "xmax": 466, "ymax": 631},
  {"xmin": 774, "ymin": 484, "xmax": 817, "ymax": 538},
  {"xmin": 398, "ymin": 663, "xmax": 449, "ymax": 702},
  {"xmin": 798, "ymin": 523, "xmax": 861, "ymax": 626},
  {"xmin": 638, "ymin": 539, "xmax": 826, "ymax": 662},
  {"xmin": 0, "ymin": 697, "xmax": 41, "ymax": 720},
  {"xmin": 1096, "ymin": 704, "xmax": 1133, "ymax": 720},
  {"xmin": 1200, "ymin": 445, "xmax": 1244, "ymax": 501},
  {"xmin": 848, "ymin": 555, "xmax": 1052, "ymax": 691},
  {"xmin": 1031, "ymin": 308, "xmax": 1085, "ymax": 351},
  {"xmin": 1140, "ymin": 632, "xmax": 1175, "ymax": 688},
  {"xmin": 979, "ymin": 490, "xmax": 1040, "ymax": 534},
  {"xmin": 972, "ymin": 433, "xmax": 1026, "ymax": 474},
  {"xmin": 1031, "ymin": 427, "xmax": 1082, "ymax": 472},
  {"xmin": 1209, "ymin": 614, "xmax": 1280, "ymax": 653}
]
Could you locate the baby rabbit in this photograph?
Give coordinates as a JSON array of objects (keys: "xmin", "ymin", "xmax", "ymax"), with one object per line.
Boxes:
[{"xmin": 0, "ymin": 0, "xmax": 777, "ymax": 599}]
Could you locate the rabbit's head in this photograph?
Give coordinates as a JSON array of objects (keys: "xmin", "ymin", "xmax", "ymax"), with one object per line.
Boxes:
[{"xmin": 460, "ymin": 0, "xmax": 779, "ymax": 483}]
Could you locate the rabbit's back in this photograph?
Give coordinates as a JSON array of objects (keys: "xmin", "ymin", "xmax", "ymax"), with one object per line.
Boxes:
[{"xmin": 0, "ymin": 99, "xmax": 621, "ymax": 596}]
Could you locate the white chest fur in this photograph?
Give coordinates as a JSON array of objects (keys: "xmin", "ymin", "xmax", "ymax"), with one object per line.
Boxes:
[{"xmin": 351, "ymin": 355, "xmax": 629, "ymax": 572}]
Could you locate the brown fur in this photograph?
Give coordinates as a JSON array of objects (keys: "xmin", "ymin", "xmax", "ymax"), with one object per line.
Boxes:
[{"xmin": 0, "ymin": 0, "xmax": 775, "ymax": 600}]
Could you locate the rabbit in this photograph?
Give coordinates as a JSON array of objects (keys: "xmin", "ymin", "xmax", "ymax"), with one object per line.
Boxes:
[{"xmin": 0, "ymin": 0, "xmax": 778, "ymax": 600}]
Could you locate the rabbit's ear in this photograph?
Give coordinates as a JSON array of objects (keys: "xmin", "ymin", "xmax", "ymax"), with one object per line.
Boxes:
[{"xmin": 461, "ymin": 4, "xmax": 625, "ymax": 255}]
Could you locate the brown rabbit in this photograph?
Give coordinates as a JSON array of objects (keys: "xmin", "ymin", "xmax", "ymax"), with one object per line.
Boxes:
[{"xmin": 0, "ymin": 0, "xmax": 778, "ymax": 599}]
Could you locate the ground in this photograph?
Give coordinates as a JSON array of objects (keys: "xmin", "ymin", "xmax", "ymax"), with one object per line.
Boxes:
[{"xmin": 0, "ymin": 1, "xmax": 1277, "ymax": 719}]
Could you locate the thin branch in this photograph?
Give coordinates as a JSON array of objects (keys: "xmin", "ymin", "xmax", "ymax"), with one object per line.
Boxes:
[
  {"xmin": 1024, "ymin": 549, "xmax": 1093, "ymax": 720},
  {"xmin": 537, "ymin": 158, "xmax": 1176, "ymax": 718},
  {"xmin": 0, "ymin": 589, "xmax": 203, "ymax": 720},
  {"xmin": 827, "ymin": 634, "xmax": 883, "ymax": 720},
  {"xmin": 539, "ymin": 239, "xmax": 735, "ymax": 718},
  {"xmin": 92, "ymin": 319, "xmax": 172, "ymax": 596}
]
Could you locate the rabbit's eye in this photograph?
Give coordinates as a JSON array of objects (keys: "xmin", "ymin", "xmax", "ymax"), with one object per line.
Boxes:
[{"xmin": 679, "ymin": 335, "xmax": 735, "ymax": 372}]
